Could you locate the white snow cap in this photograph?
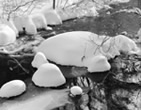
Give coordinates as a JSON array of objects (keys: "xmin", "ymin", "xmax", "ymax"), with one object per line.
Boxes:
[
  {"xmin": 41, "ymin": 9, "xmax": 62, "ymax": 25},
  {"xmin": 32, "ymin": 52, "xmax": 49, "ymax": 68},
  {"xmin": 0, "ymin": 80, "xmax": 26, "ymax": 98},
  {"xmin": 70, "ymin": 86, "xmax": 83, "ymax": 96},
  {"xmin": 32, "ymin": 63, "xmax": 66, "ymax": 87},
  {"xmin": 36, "ymin": 31, "xmax": 111, "ymax": 72},
  {"xmin": 0, "ymin": 24, "xmax": 16, "ymax": 46}
]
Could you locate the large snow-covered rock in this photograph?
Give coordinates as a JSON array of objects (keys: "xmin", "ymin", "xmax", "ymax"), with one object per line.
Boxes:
[
  {"xmin": 0, "ymin": 80, "xmax": 26, "ymax": 98},
  {"xmin": 13, "ymin": 16, "xmax": 37, "ymax": 35},
  {"xmin": 30, "ymin": 13, "xmax": 51, "ymax": 30},
  {"xmin": 35, "ymin": 31, "xmax": 113, "ymax": 72},
  {"xmin": 0, "ymin": 24, "xmax": 16, "ymax": 46},
  {"xmin": 40, "ymin": 9, "xmax": 62, "ymax": 25},
  {"xmin": 32, "ymin": 52, "xmax": 49, "ymax": 68},
  {"xmin": 32, "ymin": 63, "xmax": 66, "ymax": 87}
]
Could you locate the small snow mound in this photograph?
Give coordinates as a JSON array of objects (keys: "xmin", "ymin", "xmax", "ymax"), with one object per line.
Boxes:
[
  {"xmin": 114, "ymin": 35, "xmax": 140, "ymax": 55},
  {"xmin": 0, "ymin": 80, "xmax": 26, "ymax": 98},
  {"xmin": 32, "ymin": 63, "xmax": 66, "ymax": 87},
  {"xmin": 84, "ymin": 54, "xmax": 111, "ymax": 72},
  {"xmin": 32, "ymin": 52, "xmax": 48, "ymax": 68},
  {"xmin": 70, "ymin": 86, "xmax": 83, "ymax": 96},
  {"xmin": 0, "ymin": 24, "xmax": 16, "ymax": 46}
]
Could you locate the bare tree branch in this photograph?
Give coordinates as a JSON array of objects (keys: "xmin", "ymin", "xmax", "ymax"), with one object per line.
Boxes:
[{"xmin": 5, "ymin": 0, "xmax": 37, "ymax": 20}]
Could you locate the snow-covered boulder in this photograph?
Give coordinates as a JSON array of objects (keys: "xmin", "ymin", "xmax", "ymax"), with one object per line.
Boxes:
[
  {"xmin": 113, "ymin": 35, "xmax": 141, "ymax": 55},
  {"xmin": 40, "ymin": 9, "xmax": 62, "ymax": 25},
  {"xmin": 70, "ymin": 86, "xmax": 83, "ymax": 96},
  {"xmin": 0, "ymin": 80, "xmax": 26, "ymax": 98},
  {"xmin": 32, "ymin": 52, "xmax": 49, "ymax": 68},
  {"xmin": 32, "ymin": 63, "xmax": 66, "ymax": 87},
  {"xmin": 1, "ymin": 19, "xmax": 18, "ymax": 36},
  {"xmin": 13, "ymin": 16, "xmax": 37, "ymax": 35},
  {"xmin": 30, "ymin": 13, "xmax": 52, "ymax": 30},
  {"xmin": 0, "ymin": 24, "xmax": 16, "ymax": 46},
  {"xmin": 35, "ymin": 31, "xmax": 112, "ymax": 72}
]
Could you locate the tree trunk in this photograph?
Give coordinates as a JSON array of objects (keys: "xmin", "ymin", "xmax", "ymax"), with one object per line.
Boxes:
[{"xmin": 53, "ymin": 0, "xmax": 56, "ymax": 9}]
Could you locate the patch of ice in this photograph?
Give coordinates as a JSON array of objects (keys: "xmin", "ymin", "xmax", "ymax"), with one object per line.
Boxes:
[{"xmin": 2, "ymin": 89, "xmax": 69, "ymax": 110}]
